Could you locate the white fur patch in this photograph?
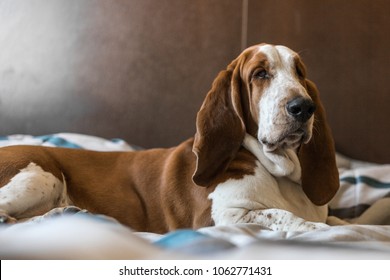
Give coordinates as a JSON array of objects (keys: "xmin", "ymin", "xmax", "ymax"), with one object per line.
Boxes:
[
  {"xmin": 256, "ymin": 44, "xmax": 313, "ymax": 148},
  {"xmin": 0, "ymin": 162, "xmax": 69, "ymax": 219},
  {"xmin": 209, "ymin": 134, "xmax": 327, "ymax": 231},
  {"xmin": 243, "ymin": 134, "xmax": 301, "ymax": 182}
]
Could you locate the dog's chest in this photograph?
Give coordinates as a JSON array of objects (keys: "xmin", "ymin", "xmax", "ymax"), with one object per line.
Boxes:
[{"xmin": 208, "ymin": 161, "xmax": 327, "ymax": 225}]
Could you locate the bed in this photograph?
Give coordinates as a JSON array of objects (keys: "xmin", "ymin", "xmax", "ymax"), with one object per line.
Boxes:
[
  {"xmin": 1, "ymin": 1, "xmax": 390, "ymax": 260},
  {"xmin": 0, "ymin": 133, "xmax": 390, "ymax": 259}
]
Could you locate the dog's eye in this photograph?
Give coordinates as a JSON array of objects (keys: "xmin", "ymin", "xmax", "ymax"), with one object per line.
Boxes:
[
  {"xmin": 296, "ymin": 65, "xmax": 305, "ymax": 79},
  {"xmin": 253, "ymin": 69, "xmax": 270, "ymax": 79}
]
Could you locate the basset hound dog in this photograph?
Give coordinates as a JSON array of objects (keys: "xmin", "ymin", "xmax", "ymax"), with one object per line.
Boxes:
[{"xmin": 0, "ymin": 43, "xmax": 339, "ymax": 233}]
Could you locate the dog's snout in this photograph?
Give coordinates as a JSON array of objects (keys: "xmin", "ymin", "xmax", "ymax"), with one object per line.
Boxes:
[{"xmin": 286, "ymin": 97, "xmax": 316, "ymax": 123}]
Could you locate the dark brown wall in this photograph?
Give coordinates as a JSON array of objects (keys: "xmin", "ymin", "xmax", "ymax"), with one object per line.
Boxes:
[
  {"xmin": 1, "ymin": 0, "xmax": 389, "ymax": 163},
  {"xmin": 0, "ymin": 0, "xmax": 243, "ymax": 148},
  {"xmin": 246, "ymin": 0, "xmax": 390, "ymax": 163}
]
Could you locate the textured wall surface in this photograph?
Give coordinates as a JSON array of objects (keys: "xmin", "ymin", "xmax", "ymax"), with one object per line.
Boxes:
[
  {"xmin": 246, "ymin": 0, "xmax": 390, "ymax": 163},
  {"xmin": 0, "ymin": 0, "xmax": 389, "ymax": 162},
  {"xmin": 0, "ymin": 0, "xmax": 243, "ymax": 147}
]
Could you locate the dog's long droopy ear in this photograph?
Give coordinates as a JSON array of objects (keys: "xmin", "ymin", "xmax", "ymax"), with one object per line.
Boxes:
[
  {"xmin": 192, "ymin": 59, "xmax": 245, "ymax": 186},
  {"xmin": 299, "ymin": 80, "xmax": 339, "ymax": 205}
]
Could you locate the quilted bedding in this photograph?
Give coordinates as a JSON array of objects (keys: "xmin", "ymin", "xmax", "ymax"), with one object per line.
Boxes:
[{"xmin": 1, "ymin": 133, "xmax": 390, "ymax": 259}]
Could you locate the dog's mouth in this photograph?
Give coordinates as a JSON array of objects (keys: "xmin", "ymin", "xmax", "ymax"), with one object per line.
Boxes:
[{"xmin": 261, "ymin": 127, "xmax": 310, "ymax": 152}]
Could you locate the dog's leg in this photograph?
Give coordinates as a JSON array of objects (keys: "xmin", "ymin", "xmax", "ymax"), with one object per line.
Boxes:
[
  {"xmin": 0, "ymin": 162, "xmax": 69, "ymax": 223},
  {"xmin": 326, "ymin": 215, "xmax": 350, "ymax": 225},
  {"xmin": 254, "ymin": 209, "xmax": 329, "ymax": 231},
  {"xmin": 351, "ymin": 197, "xmax": 390, "ymax": 225},
  {"xmin": 213, "ymin": 208, "xmax": 329, "ymax": 231}
]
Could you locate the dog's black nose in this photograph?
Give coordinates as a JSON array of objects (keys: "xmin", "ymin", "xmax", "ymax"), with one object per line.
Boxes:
[{"xmin": 286, "ymin": 97, "xmax": 316, "ymax": 123}]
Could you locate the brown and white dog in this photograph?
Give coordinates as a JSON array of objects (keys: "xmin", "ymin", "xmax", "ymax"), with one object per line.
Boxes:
[{"xmin": 0, "ymin": 43, "xmax": 339, "ymax": 233}]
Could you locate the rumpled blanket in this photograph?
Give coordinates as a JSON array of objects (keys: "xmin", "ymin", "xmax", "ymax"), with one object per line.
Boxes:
[{"xmin": 0, "ymin": 133, "xmax": 389, "ymax": 259}]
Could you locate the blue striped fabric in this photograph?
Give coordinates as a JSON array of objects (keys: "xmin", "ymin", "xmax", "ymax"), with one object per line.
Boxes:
[
  {"xmin": 340, "ymin": 176, "xmax": 390, "ymax": 189},
  {"xmin": 330, "ymin": 172, "xmax": 390, "ymax": 219},
  {"xmin": 0, "ymin": 133, "xmax": 135, "ymax": 151},
  {"xmin": 36, "ymin": 135, "xmax": 83, "ymax": 149},
  {"xmin": 154, "ymin": 229, "xmax": 236, "ymax": 254}
]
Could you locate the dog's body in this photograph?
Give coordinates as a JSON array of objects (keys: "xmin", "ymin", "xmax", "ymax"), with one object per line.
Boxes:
[{"xmin": 0, "ymin": 44, "xmax": 340, "ymax": 233}]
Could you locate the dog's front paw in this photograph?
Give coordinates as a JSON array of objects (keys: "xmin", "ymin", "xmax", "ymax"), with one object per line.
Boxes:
[
  {"xmin": 268, "ymin": 219, "xmax": 329, "ymax": 231},
  {"xmin": 296, "ymin": 220, "xmax": 329, "ymax": 231},
  {"xmin": 256, "ymin": 209, "xmax": 329, "ymax": 231}
]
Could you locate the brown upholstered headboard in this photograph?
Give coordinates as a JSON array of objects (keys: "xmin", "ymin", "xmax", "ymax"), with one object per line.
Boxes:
[{"xmin": 1, "ymin": 0, "xmax": 389, "ymax": 163}]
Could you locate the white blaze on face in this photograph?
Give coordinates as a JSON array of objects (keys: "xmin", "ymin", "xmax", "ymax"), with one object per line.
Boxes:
[{"xmin": 256, "ymin": 44, "xmax": 313, "ymax": 149}]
